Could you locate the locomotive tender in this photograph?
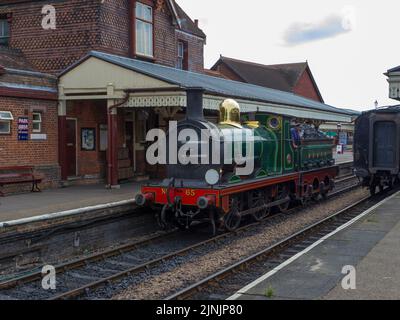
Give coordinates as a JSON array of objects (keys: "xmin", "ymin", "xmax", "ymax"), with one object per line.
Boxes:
[
  {"xmin": 354, "ymin": 105, "xmax": 400, "ymax": 195},
  {"xmin": 136, "ymin": 89, "xmax": 338, "ymax": 234}
]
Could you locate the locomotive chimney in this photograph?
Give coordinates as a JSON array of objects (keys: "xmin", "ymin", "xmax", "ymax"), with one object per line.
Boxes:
[{"xmin": 186, "ymin": 88, "xmax": 205, "ymax": 121}]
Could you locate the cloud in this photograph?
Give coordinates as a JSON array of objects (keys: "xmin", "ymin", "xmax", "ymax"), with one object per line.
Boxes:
[{"xmin": 283, "ymin": 8, "xmax": 356, "ymax": 46}]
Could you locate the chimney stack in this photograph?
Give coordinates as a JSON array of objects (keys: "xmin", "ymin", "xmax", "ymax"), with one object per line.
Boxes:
[
  {"xmin": 194, "ymin": 19, "xmax": 199, "ymax": 27},
  {"xmin": 186, "ymin": 88, "xmax": 204, "ymax": 121}
]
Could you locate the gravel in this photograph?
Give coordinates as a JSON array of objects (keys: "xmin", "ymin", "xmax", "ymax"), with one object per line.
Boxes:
[{"xmin": 112, "ymin": 187, "xmax": 369, "ymax": 300}]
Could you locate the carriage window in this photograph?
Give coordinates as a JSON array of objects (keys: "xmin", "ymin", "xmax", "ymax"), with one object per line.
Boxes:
[
  {"xmin": 0, "ymin": 19, "xmax": 10, "ymax": 46},
  {"xmin": 135, "ymin": 2, "xmax": 153, "ymax": 57}
]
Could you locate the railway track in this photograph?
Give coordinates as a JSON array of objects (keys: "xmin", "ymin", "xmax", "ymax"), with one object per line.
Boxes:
[
  {"xmin": 166, "ymin": 188, "xmax": 395, "ymax": 300},
  {"xmin": 0, "ymin": 180, "xmax": 360, "ymax": 300}
]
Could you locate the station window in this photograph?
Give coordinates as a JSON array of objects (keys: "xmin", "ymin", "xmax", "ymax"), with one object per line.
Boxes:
[
  {"xmin": 0, "ymin": 18, "xmax": 10, "ymax": 46},
  {"xmin": 135, "ymin": 2, "xmax": 153, "ymax": 57},
  {"xmin": 32, "ymin": 112, "xmax": 42, "ymax": 133},
  {"xmin": 177, "ymin": 41, "xmax": 188, "ymax": 70},
  {"xmin": 0, "ymin": 111, "xmax": 13, "ymax": 134}
]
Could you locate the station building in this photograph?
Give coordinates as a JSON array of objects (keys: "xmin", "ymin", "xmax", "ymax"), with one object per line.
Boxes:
[
  {"xmin": 211, "ymin": 56, "xmax": 325, "ymax": 104},
  {"xmin": 0, "ymin": 0, "xmax": 356, "ymax": 191},
  {"xmin": 58, "ymin": 51, "xmax": 355, "ymax": 187},
  {"xmin": 0, "ymin": 47, "xmax": 58, "ymax": 190}
]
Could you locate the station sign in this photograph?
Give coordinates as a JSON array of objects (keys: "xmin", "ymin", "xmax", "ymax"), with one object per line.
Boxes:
[{"xmin": 18, "ymin": 117, "xmax": 29, "ymax": 141}]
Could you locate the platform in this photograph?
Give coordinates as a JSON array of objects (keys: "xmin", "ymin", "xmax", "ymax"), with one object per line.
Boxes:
[
  {"xmin": 333, "ymin": 150, "xmax": 353, "ymax": 165},
  {"xmin": 230, "ymin": 191, "xmax": 400, "ymax": 300},
  {"xmin": 0, "ymin": 182, "xmax": 140, "ymax": 224}
]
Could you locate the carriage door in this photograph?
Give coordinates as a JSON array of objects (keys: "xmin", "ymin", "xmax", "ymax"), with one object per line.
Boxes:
[{"xmin": 373, "ymin": 121, "xmax": 396, "ymax": 168}]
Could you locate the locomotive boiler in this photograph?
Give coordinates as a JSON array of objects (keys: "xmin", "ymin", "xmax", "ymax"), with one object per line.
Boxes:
[{"xmin": 136, "ymin": 88, "xmax": 338, "ymax": 234}]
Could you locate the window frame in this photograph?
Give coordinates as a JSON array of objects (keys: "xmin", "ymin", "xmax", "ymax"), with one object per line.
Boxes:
[
  {"xmin": 177, "ymin": 40, "xmax": 188, "ymax": 70},
  {"xmin": 135, "ymin": 2, "xmax": 154, "ymax": 58},
  {"xmin": 0, "ymin": 120, "xmax": 11, "ymax": 134},
  {"xmin": 0, "ymin": 111, "xmax": 14, "ymax": 121},
  {"xmin": 32, "ymin": 112, "xmax": 42, "ymax": 133},
  {"xmin": 0, "ymin": 18, "xmax": 10, "ymax": 46},
  {"xmin": 0, "ymin": 111, "xmax": 12, "ymax": 135}
]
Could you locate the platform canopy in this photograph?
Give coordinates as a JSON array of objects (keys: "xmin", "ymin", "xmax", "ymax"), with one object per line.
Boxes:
[{"xmin": 59, "ymin": 51, "xmax": 355, "ymax": 123}]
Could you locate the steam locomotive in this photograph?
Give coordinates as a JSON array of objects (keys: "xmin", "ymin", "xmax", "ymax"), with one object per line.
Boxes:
[
  {"xmin": 136, "ymin": 89, "xmax": 338, "ymax": 234},
  {"xmin": 354, "ymin": 105, "xmax": 400, "ymax": 195}
]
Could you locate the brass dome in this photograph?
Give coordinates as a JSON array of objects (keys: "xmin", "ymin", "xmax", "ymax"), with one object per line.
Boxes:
[{"xmin": 219, "ymin": 99, "xmax": 242, "ymax": 128}]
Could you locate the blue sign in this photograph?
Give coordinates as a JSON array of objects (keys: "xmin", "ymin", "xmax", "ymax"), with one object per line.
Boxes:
[
  {"xmin": 339, "ymin": 132, "xmax": 348, "ymax": 145},
  {"xmin": 18, "ymin": 117, "xmax": 29, "ymax": 141}
]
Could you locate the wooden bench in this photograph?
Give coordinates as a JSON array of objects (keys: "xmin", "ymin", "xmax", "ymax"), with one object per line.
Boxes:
[{"xmin": 0, "ymin": 166, "xmax": 43, "ymax": 196}]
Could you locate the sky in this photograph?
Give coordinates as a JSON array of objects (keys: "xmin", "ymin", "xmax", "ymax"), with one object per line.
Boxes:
[{"xmin": 179, "ymin": 0, "xmax": 400, "ymax": 111}]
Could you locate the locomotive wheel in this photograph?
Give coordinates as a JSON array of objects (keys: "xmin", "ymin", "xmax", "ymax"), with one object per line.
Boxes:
[
  {"xmin": 252, "ymin": 199, "xmax": 270, "ymax": 222},
  {"xmin": 208, "ymin": 210, "xmax": 217, "ymax": 236},
  {"xmin": 301, "ymin": 196, "xmax": 310, "ymax": 206},
  {"xmin": 277, "ymin": 186, "xmax": 290, "ymax": 213},
  {"xmin": 160, "ymin": 204, "xmax": 175, "ymax": 230},
  {"xmin": 320, "ymin": 182, "xmax": 328, "ymax": 200},
  {"xmin": 301, "ymin": 184, "xmax": 312, "ymax": 206},
  {"xmin": 156, "ymin": 212, "xmax": 167, "ymax": 230},
  {"xmin": 224, "ymin": 201, "xmax": 241, "ymax": 232},
  {"xmin": 312, "ymin": 193, "xmax": 320, "ymax": 202},
  {"xmin": 174, "ymin": 219, "xmax": 190, "ymax": 231},
  {"xmin": 370, "ymin": 184, "xmax": 377, "ymax": 196},
  {"xmin": 279, "ymin": 201, "xmax": 290, "ymax": 212}
]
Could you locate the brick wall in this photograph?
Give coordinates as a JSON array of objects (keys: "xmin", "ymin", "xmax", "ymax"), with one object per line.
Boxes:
[
  {"xmin": 294, "ymin": 70, "xmax": 323, "ymax": 103},
  {"xmin": 2, "ymin": 0, "xmax": 205, "ymax": 74},
  {"xmin": 66, "ymin": 100, "xmax": 108, "ymax": 180},
  {"xmin": 0, "ymin": 96, "xmax": 60, "ymax": 189},
  {"xmin": 2, "ymin": 0, "xmax": 101, "ymax": 74},
  {"xmin": 213, "ymin": 63, "xmax": 243, "ymax": 82}
]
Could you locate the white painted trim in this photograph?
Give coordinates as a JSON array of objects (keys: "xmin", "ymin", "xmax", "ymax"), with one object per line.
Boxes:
[
  {"xmin": 123, "ymin": 93, "xmax": 352, "ymax": 122},
  {"xmin": 227, "ymin": 191, "xmax": 400, "ymax": 300},
  {"xmin": 0, "ymin": 199, "xmax": 136, "ymax": 229}
]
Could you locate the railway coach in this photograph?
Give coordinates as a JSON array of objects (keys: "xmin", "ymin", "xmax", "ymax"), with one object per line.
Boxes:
[
  {"xmin": 354, "ymin": 105, "xmax": 400, "ymax": 195},
  {"xmin": 136, "ymin": 89, "xmax": 338, "ymax": 235}
]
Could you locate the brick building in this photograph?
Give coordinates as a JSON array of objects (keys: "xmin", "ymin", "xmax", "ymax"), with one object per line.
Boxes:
[
  {"xmin": 1, "ymin": 0, "xmax": 206, "ymax": 74},
  {"xmin": 1, "ymin": 0, "xmax": 207, "ymax": 188},
  {"xmin": 1, "ymin": 0, "xmax": 355, "ymax": 191},
  {"xmin": 211, "ymin": 56, "xmax": 324, "ymax": 103},
  {"xmin": 0, "ymin": 47, "xmax": 58, "ymax": 190}
]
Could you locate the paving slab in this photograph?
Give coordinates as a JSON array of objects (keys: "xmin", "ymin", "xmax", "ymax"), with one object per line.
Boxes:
[
  {"xmin": 0, "ymin": 182, "xmax": 141, "ymax": 223},
  {"xmin": 232, "ymin": 191, "xmax": 400, "ymax": 300}
]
